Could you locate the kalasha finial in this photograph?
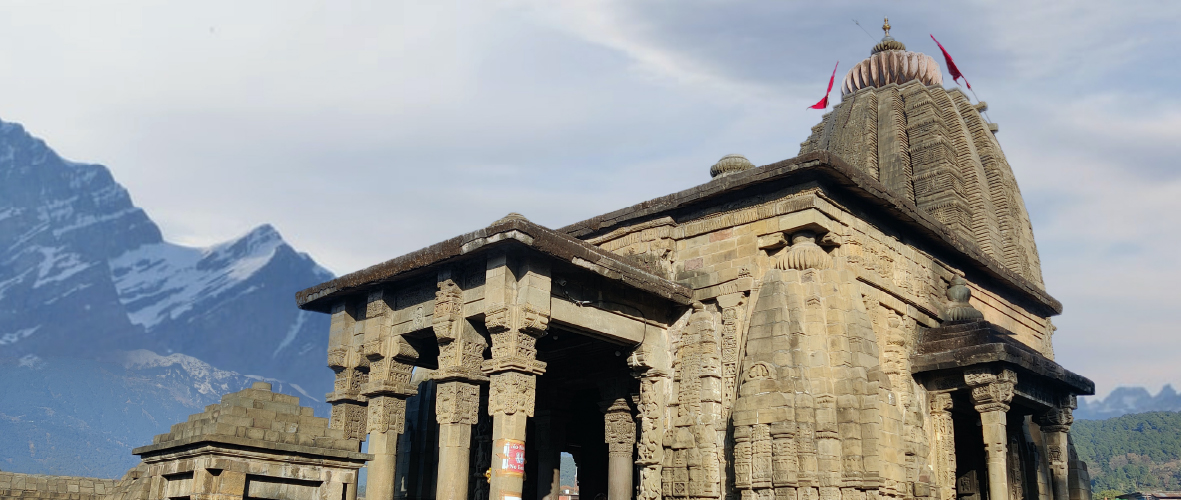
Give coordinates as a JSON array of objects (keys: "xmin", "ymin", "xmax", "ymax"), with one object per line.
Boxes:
[{"xmin": 870, "ymin": 16, "xmax": 906, "ymax": 54}]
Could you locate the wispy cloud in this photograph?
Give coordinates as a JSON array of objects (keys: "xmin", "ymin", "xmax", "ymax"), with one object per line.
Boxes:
[{"xmin": 0, "ymin": 0, "xmax": 1176, "ymax": 397}]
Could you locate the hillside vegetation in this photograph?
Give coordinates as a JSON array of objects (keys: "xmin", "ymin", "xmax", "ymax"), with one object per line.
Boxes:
[{"xmin": 1072, "ymin": 411, "xmax": 1181, "ymax": 492}]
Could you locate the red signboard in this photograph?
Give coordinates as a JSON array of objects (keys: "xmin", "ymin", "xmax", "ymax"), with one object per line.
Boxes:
[{"xmin": 501, "ymin": 439, "xmax": 525, "ymax": 477}]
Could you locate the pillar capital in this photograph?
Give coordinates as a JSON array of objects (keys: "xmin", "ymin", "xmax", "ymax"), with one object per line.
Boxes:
[
  {"xmin": 1036, "ymin": 406, "xmax": 1074, "ymax": 433},
  {"xmin": 964, "ymin": 367, "xmax": 1016, "ymax": 413},
  {"xmin": 489, "ymin": 371, "xmax": 539, "ymax": 417},
  {"xmin": 602, "ymin": 397, "xmax": 637, "ymax": 458},
  {"xmin": 367, "ymin": 395, "xmax": 409, "ymax": 435},
  {"xmin": 435, "ymin": 381, "xmax": 482, "ymax": 426}
]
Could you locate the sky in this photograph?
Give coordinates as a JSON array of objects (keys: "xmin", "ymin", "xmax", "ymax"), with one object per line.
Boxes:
[{"xmin": 1, "ymin": 1, "xmax": 1178, "ymax": 400}]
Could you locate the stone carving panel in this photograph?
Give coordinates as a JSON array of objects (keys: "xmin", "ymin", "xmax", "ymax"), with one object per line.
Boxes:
[{"xmin": 488, "ymin": 371, "xmax": 537, "ymax": 417}]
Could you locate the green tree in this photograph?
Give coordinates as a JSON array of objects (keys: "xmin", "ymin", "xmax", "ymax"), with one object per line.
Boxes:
[{"xmin": 1072, "ymin": 411, "xmax": 1181, "ymax": 491}]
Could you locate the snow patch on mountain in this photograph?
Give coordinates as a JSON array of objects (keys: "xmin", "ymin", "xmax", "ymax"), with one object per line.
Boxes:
[
  {"xmin": 0, "ymin": 326, "xmax": 41, "ymax": 346},
  {"xmin": 110, "ymin": 225, "xmax": 288, "ymax": 329},
  {"xmin": 120, "ymin": 349, "xmax": 240, "ymax": 396},
  {"xmin": 33, "ymin": 246, "xmax": 93, "ymax": 287},
  {"xmin": 273, "ymin": 310, "xmax": 311, "ymax": 358}
]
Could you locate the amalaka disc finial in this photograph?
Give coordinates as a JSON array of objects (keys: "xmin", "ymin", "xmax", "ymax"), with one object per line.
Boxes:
[{"xmin": 883, "ymin": 17, "xmax": 891, "ymax": 36}]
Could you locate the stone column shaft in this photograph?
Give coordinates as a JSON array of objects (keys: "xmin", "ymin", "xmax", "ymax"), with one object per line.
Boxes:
[
  {"xmin": 965, "ymin": 369, "xmax": 1016, "ymax": 500},
  {"xmin": 489, "ymin": 410, "xmax": 530, "ymax": 500},
  {"xmin": 433, "ymin": 275, "xmax": 490, "ymax": 500},
  {"xmin": 438, "ymin": 423, "xmax": 475, "ymax": 500},
  {"xmin": 603, "ymin": 396, "xmax": 636, "ymax": 500},
  {"xmin": 369, "ymin": 429, "xmax": 399, "ymax": 500},
  {"xmin": 979, "ymin": 409, "xmax": 1008, "ymax": 500},
  {"xmin": 483, "ymin": 253, "xmax": 550, "ymax": 500},
  {"xmin": 1037, "ymin": 406, "xmax": 1074, "ymax": 500},
  {"xmin": 435, "ymin": 380, "xmax": 483, "ymax": 500},
  {"xmin": 367, "ymin": 395, "xmax": 411, "ymax": 500}
]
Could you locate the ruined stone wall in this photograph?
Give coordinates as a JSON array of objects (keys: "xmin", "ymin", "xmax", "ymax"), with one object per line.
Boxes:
[{"xmin": 0, "ymin": 472, "xmax": 119, "ymax": 500}]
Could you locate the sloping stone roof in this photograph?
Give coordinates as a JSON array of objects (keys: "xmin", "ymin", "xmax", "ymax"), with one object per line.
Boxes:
[
  {"xmin": 131, "ymin": 382, "xmax": 368, "ymax": 460},
  {"xmin": 559, "ymin": 151, "xmax": 1061, "ymax": 316},
  {"xmin": 912, "ymin": 320, "xmax": 1093, "ymax": 395},
  {"xmin": 296, "ymin": 216, "xmax": 693, "ymax": 313}
]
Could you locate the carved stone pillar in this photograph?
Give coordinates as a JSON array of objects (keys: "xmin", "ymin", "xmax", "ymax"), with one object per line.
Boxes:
[
  {"xmin": 483, "ymin": 252, "xmax": 549, "ymax": 500},
  {"xmin": 928, "ymin": 393, "xmax": 956, "ymax": 500},
  {"xmin": 368, "ymin": 395, "xmax": 410, "ymax": 500},
  {"xmin": 327, "ymin": 300, "xmax": 370, "ymax": 443},
  {"xmin": 360, "ymin": 290, "xmax": 421, "ymax": 500},
  {"xmin": 602, "ymin": 396, "xmax": 637, "ymax": 500},
  {"xmin": 1036, "ymin": 407, "xmax": 1073, "ymax": 500},
  {"xmin": 965, "ymin": 368, "xmax": 1016, "ymax": 500},
  {"xmin": 433, "ymin": 275, "xmax": 490, "ymax": 500},
  {"xmin": 631, "ymin": 368, "xmax": 668, "ymax": 500}
]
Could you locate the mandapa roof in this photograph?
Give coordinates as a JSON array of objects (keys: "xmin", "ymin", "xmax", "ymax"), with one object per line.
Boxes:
[{"xmin": 296, "ymin": 215, "xmax": 693, "ymax": 313}]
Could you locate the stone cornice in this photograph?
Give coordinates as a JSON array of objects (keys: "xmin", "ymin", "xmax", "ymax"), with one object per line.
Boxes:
[
  {"xmin": 296, "ymin": 217, "xmax": 693, "ymax": 312},
  {"xmin": 559, "ymin": 151, "xmax": 1062, "ymax": 317}
]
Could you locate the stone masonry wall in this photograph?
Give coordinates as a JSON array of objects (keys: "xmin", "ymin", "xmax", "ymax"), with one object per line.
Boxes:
[
  {"xmin": 588, "ymin": 187, "xmax": 1054, "ymax": 357},
  {"xmin": 588, "ymin": 183, "xmax": 1056, "ymax": 500},
  {"xmin": 0, "ymin": 472, "xmax": 119, "ymax": 500}
]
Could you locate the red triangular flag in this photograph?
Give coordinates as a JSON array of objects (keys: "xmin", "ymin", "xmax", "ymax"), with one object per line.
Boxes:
[
  {"xmin": 930, "ymin": 34, "xmax": 971, "ymax": 90},
  {"xmin": 809, "ymin": 61, "xmax": 839, "ymax": 109}
]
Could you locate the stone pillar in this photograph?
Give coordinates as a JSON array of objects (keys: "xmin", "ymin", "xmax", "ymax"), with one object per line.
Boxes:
[
  {"xmin": 360, "ymin": 288, "xmax": 420, "ymax": 500},
  {"xmin": 965, "ymin": 368, "xmax": 1016, "ymax": 500},
  {"xmin": 433, "ymin": 275, "xmax": 491, "ymax": 500},
  {"xmin": 929, "ymin": 392, "xmax": 956, "ymax": 500},
  {"xmin": 1036, "ymin": 407, "xmax": 1073, "ymax": 500},
  {"xmin": 602, "ymin": 396, "xmax": 637, "ymax": 500},
  {"xmin": 630, "ymin": 369, "xmax": 668, "ymax": 500},
  {"xmin": 437, "ymin": 382, "xmax": 482, "ymax": 500},
  {"xmin": 483, "ymin": 252, "xmax": 549, "ymax": 500}
]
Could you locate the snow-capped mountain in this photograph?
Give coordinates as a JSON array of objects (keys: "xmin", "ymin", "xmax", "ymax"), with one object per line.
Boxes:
[
  {"xmin": 0, "ymin": 351, "xmax": 315, "ymax": 477},
  {"xmin": 0, "ymin": 117, "xmax": 335, "ymax": 475}
]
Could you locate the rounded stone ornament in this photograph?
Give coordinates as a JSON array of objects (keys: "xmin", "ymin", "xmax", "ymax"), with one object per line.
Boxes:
[{"xmin": 710, "ymin": 154, "xmax": 754, "ymax": 179}]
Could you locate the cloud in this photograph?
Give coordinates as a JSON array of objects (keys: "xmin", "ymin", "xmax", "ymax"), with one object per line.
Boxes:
[{"xmin": 1, "ymin": 0, "xmax": 1177, "ymax": 397}]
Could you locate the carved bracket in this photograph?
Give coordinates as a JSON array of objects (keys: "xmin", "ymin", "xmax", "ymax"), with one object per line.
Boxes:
[{"xmin": 964, "ymin": 367, "xmax": 1016, "ymax": 413}]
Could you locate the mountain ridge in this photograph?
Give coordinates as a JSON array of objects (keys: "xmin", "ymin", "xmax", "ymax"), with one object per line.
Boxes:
[
  {"xmin": 1077, "ymin": 385, "xmax": 1181, "ymax": 420},
  {"xmin": 0, "ymin": 117, "xmax": 334, "ymax": 476}
]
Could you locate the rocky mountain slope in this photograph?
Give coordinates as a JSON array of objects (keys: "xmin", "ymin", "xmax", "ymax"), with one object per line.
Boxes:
[
  {"xmin": 0, "ymin": 118, "xmax": 333, "ymax": 476},
  {"xmin": 1076, "ymin": 385, "xmax": 1181, "ymax": 420},
  {"xmin": 0, "ymin": 351, "xmax": 316, "ymax": 478}
]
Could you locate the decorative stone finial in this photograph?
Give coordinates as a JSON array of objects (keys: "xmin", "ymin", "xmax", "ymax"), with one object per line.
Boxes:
[
  {"xmin": 710, "ymin": 154, "xmax": 754, "ymax": 178},
  {"xmin": 774, "ymin": 231, "xmax": 833, "ymax": 270},
  {"xmin": 871, "ymin": 16, "xmax": 907, "ymax": 54},
  {"xmin": 946, "ymin": 275, "xmax": 984, "ymax": 322},
  {"xmin": 493, "ymin": 212, "xmax": 528, "ymax": 225}
]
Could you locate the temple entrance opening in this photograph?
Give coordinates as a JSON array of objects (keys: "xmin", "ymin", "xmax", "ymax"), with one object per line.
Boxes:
[{"xmin": 530, "ymin": 326, "xmax": 638, "ymax": 500}]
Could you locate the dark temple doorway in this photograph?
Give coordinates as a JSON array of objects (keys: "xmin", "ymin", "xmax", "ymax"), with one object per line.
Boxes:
[{"xmin": 527, "ymin": 326, "xmax": 638, "ymax": 500}]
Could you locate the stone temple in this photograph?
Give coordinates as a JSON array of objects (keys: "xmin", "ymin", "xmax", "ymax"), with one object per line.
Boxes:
[
  {"xmin": 292, "ymin": 22, "xmax": 1094, "ymax": 500},
  {"xmin": 0, "ymin": 21, "xmax": 1095, "ymax": 500}
]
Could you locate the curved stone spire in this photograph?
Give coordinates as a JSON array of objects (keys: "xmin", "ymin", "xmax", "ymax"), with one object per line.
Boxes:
[
  {"xmin": 800, "ymin": 21, "xmax": 1045, "ymax": 287},
  {"xmin": 841, "ymin": 18, "xmax": 942, "ymax": 96}
]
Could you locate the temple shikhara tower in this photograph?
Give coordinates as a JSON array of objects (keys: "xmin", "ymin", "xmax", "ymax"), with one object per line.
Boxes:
[
  {"xmin": 0, "ymin": 18, "xmax": 1096, "ymax": 500},
  {"xmin": 290, "ymin": 20, "xmax": 1095, "ymax": 500}
]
